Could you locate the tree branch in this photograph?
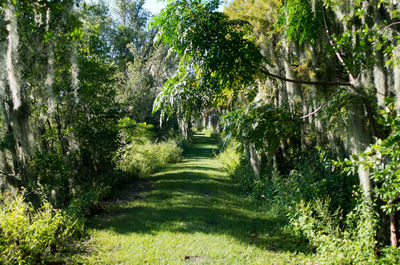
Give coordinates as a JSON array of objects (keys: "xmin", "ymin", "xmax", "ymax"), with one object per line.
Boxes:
[
  {"xmin": 320, "ymin": 1, "xmax": 357, "ymax": 83},
  {"xmin": 383, "ymin": 21, "xmax": 400, "ymax": 30},
  {"xmin": 0, "ymin": 170, "xmax": 13, "ymax": 177},
  {"xmin": 299, "ymin": 90, "xmax": 341, "ymax": 119},
  {"xmin": 259, "ymin": 68, "xmax": 353, "ymax": 87}
]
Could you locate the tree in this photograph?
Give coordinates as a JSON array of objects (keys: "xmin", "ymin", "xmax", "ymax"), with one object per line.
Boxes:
[
  {"xmin": 0, "ymin": 0, "xmax": 124, "ymax": 208},
  {"xmin": 111, "ymin": 0, "xmax": 151, "ymax": 72}
]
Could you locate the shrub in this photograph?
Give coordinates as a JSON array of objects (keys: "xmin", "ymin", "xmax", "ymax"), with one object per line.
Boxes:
[
  {"xmin": 66, "ymin": 183, "xmax": 111, "ymax": 217},
  {"xmin": 0, "ymin": 190, "xmax": 81, "ymax": 264},
  {"xmin": 217, "ymin": 140, "xmax": 357, "ymax": 211},
  {"xmin": 202, "ymin": 128, "xmax": 217, "ymax": 137},
  {"xmin": 216, "ymin": 143, "xmax": 273, "ymax": 201},
  {"xmin": 378, "ymin": 246, "xmax": 400, "ymax": 264},
  {"xmin": 160, "ymin": 129, "xmax": 192, "ymax": 149},
  {"xmin": 118, "ymin": 117, "xmax": 156, "ymax": 144},
  {"xmin": 289, "ymin": 198, "xmax": 377, "ymax": 265},
  {"xmin": 118, "ymin": 139, "xmax": 183, "ymax": 177},
  {"xmin": 29, "ymin": 151, "xmax": 75, "ymax": 208},
  {"xmin": 210, "ymin": 132, "xmax": 220, "ymax": 141},
  {"xmin": 172, "ymin": 134, "xmax": 191, "ymax": 149}
]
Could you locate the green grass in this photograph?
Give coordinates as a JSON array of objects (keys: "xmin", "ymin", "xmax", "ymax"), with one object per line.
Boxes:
[{"xmin": 77, "ymin": 133, "xmax": 313, "ymax": 264}]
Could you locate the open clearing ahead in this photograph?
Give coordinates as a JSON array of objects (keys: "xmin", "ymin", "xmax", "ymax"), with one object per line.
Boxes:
[{"xmin": 78, "ymin": 133, "xmax": 312, "ymax": 264}]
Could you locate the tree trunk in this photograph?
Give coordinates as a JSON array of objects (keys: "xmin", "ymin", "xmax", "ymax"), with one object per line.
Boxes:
[
  {"xmin": 283, "ymin": 42, "xmax": 297, "ymax": 112},
  {"xmin": 249, "ymin": 143, "xmax": 261, "ymax": 178},
  {"xmin": 177, "ymin": 111, "xmax": 189, "ymax": 139},
  {"xmin": 46, "ymin": 8, "xmax": 56, "ymax": 115},
  {"xmin": 395, "ymin": 52, "xmax": 400, "ymax": 109},
  {"xmin": 71, "ymin": 43, "xmax": 79, "ymax": 103},
  {"xmin": 390, "ymin": 201, "xmax": 399, "ymax": 247},
  {"xmin": 349, "ymin": 99, "xmax": 371, "ymax": 200},
  {"xmin": 4, "ymin": 0, "xmax": 31, "ymax": 182},
  {"xmin": 373, "ymin": 6, "xmax": 387, "ymax": 109}
]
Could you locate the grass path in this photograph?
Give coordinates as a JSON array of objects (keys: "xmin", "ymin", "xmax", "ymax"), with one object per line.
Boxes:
[{"xmin": 78, "ymin": 133, "xmax": 312, "ymax": 264}]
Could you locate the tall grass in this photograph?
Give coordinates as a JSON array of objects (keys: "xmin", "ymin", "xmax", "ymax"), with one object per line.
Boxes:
[
  {"xmin": 118, "ymin": 139, "xmax": 183, "ymax": 177},
  {"xmin": 215, "ymin": 143, "xmax": 241, "ymax": 176}
]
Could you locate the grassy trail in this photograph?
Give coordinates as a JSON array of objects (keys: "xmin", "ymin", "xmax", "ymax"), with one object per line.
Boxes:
[{"xmin": 78, "ymin": 133, "xmax": 312, "ymax": 264}]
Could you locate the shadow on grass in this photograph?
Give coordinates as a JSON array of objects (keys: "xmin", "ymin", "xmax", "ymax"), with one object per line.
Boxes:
[{"xmin": 89, "ymin": 133, "xmax": 312, "ymax": 254}]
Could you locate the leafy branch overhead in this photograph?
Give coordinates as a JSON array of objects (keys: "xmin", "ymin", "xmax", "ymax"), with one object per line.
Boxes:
[
  {"xmin": 151, "ymin": 0, "xmax": 264, "ymax": 118},
  {"xmin": 221, "ymin": 102, "xmax": 299, "ymax": 156},
  {"xmin": 151, "ymin": 0, "xmax": 381, "ymax": 121}
]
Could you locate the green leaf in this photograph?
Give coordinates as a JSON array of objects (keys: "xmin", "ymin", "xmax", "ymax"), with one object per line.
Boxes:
[{"xmin": 351, "ymin": 154, "xmax": 359, "ymax": 161}]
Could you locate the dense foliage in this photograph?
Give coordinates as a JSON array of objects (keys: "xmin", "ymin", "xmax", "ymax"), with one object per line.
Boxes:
[
  {"xmin": 152, "ymin": 0, "xmax": 400, "ymax": 262},
  {"xmin": 0, "ymin": 0, "xmax": 181, "ymax": 262},
  {"xmin": 0, "ymin": 190, "xmax": 82, "ymax": 264}
]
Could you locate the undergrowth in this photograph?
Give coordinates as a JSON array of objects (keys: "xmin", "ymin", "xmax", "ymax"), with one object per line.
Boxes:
[
  {"xmin": 0, "ymin": 190, "xmax": 82, "ymax": 265},
  {"xmin": 118, "ymin": 139, "xmax": 183, "ymax": 177},
  {"xmin": 289, "ymin": 198, "xmax": 377, "ymax": 264},
  {"xmin": 0, "ymin": 125, "xmax": 185, "ymax": 264},
  {"xmin": 216, "ymin": 142, "xmax": 381, "ymax": 264}
]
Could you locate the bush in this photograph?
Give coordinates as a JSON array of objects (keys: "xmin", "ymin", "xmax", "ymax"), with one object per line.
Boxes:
[
  {"xmin": 118, "ymin": 139, "xmax": 183, "ymax": 177},
  {"xmin": 0, "ymin": 190, "xmax": 81, "ymax": 264},
  {"xmin": 159, "ymin": 129, "xmax": 192, "ymax": 149},
  {"xmin": 210, "ymin": 132, "xmax": 220, "ymax": 141},
  {"xmin": 217, "ymin": 140, "xmax": 357, "ymax": 210},
  {"xmin": 29, "ymin": 151, "xmax": 75, "ymax": 208},
  {"xmin": 168, "ymin": 132, "xmax": 191, "ymax": 150},
  {"xmin": 289, "ymin": 198, "xmax": 377, "ymax": 265},
  {"xmin": 66, "ymin": 183, "xmax": 110, "ymax": 217},
  {"xmin": 379, "ymin": 246, "xmax": 400, "ymax": 264}
]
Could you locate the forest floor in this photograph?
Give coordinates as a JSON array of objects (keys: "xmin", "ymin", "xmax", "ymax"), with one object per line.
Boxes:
[{"xmin": 76, "ymin": 133, "xmax": 313, "ymax": 264}]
